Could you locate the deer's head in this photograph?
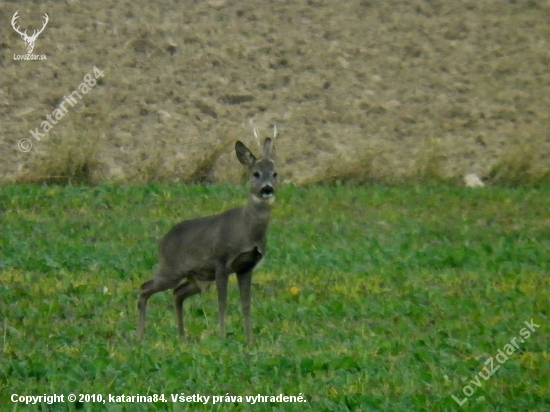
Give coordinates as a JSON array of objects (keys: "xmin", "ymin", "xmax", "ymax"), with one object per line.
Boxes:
[{"xmin": 236, "ymin": 126, "xmax": 278, "ymax": 206}]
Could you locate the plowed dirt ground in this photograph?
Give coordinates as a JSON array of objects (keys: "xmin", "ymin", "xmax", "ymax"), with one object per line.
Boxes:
[{"xmin": 1, "ymin": 1, "xmax": 549, "ymax": 185}]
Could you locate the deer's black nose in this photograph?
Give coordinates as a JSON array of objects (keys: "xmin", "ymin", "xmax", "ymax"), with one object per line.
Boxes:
[{"xmin": 260, "ymin": 186, "xmax": 274, "ymax": 197}]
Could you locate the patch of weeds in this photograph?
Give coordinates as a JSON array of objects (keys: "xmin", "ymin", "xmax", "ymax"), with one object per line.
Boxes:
[
  {"xmin": 21, "ymin": 148, "xmax": 100, "ymax": 186},
  {"xmin": 410, "ymin": 139, "xmax": 455, "ymax": 186},
  {"xmin": 488, "ymin": 145, "xmax": 550, "ymax": 187},
  {"xmin": 312, "ymin": 150, "xmax": 383, "ymax": 187},
  {"xmin": 186, "ymin": 139, "xmax": 233, "ymax": 184}
]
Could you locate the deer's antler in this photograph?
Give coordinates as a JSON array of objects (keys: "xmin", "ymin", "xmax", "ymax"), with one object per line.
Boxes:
[{"xmin": 252, "ymin": 126, "xmax": 262, "ymax": 152}]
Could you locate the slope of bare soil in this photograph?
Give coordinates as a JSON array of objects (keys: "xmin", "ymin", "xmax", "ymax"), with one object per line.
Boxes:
[{"xmin": 1, "ymin": 0, "xmax": 549, "ymax": 186}]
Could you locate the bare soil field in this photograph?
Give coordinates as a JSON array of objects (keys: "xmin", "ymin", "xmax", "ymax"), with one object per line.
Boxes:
[{"xmin": 1, "ymin": 0, "xmax": 549, "ymax": 186}]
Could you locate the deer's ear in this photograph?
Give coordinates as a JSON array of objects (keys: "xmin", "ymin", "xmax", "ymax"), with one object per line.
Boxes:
[{"xmin": 235, "ymin": 141, "xmax": 256, "ymax": 166}]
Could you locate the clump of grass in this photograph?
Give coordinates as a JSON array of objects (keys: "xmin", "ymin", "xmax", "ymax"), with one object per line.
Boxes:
[
  {"xmin": 315, "ymin": 139, "xmax": 456, "ymax": 187},
  {"xmin": 127, "ymin": 151, "xmax": 166, "ymax": 184},
  {"xmin": 20, "ymin": 147, "xmax": 101, "ymax": 186},
  {"xmin": 488, "ymin": 143, "xmax": 550, "ymax": 187},
  {"xmin": 409, "ymin": 141, "xmax": 455, "ymax": 186},
  {"xmin": 314, "ymin": 150, "xmax": 383, "ymax": 187},
  {"xmin": 186, "ymin": 139, "xmax": 233, "ymax": 184}
]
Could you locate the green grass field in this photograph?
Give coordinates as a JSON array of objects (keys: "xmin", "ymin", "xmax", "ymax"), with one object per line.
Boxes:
[{"xmin": 0, "ymin": 185, "xmax": 548, "ymax": 411}]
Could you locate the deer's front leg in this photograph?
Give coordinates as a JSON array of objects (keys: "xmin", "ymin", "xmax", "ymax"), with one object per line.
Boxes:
[
  {"xmin": 216, "ymin": 269, "xmax": 229, "ymax": 339},
  {"xmin": 237, "ymin": 270, "xmax": 253, "ymax": 344}
]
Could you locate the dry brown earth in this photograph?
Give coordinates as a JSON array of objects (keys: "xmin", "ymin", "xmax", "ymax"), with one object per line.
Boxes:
[{"xmin": 1, "ymin": 0, "xmax": 549, "ymax": 186}]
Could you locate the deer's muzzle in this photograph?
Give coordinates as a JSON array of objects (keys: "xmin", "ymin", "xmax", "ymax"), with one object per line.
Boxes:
[{"xmin": 260, "ymin": 186, "xmax": 275, "ymax": 198}]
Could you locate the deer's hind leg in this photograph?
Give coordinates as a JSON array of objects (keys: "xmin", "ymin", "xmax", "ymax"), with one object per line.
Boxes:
[
  {"xmin": 173, "ymin": 279, "xmax": 205, "ymax": 339},
  {"xmin": 138, "ymin": 276, "xmax": 180, "ymax": 340}
]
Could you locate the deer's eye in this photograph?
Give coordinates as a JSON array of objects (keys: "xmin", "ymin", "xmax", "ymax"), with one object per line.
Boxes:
[
  {"xmin": 253, "ymin": 172, "xmax": 260, "ymax": 178},
  {"xmin": 273, "ymin": 172, "xmax": 278, "ymax": 178}
]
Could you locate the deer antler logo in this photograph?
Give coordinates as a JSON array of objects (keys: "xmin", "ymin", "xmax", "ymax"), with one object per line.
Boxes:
[{"xmin": 11, "ymin": 11, "xmax": 49, "ymax": 54}]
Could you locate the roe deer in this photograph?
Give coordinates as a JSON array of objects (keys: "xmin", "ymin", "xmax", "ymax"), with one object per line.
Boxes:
[{"xmin": 137, "ymin": 127, "xmax": 278, "ymax": 343}]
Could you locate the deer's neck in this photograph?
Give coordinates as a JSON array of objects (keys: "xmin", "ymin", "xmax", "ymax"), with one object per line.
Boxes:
[{"xmin": 244, "ymin": 195, "xmax": 272, "ymax": 225}]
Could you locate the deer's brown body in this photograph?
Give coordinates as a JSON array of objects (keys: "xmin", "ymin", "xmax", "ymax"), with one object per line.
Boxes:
[{"xmin": 137, "ymin": 130, "xmax": 277, "ymax": 343}]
